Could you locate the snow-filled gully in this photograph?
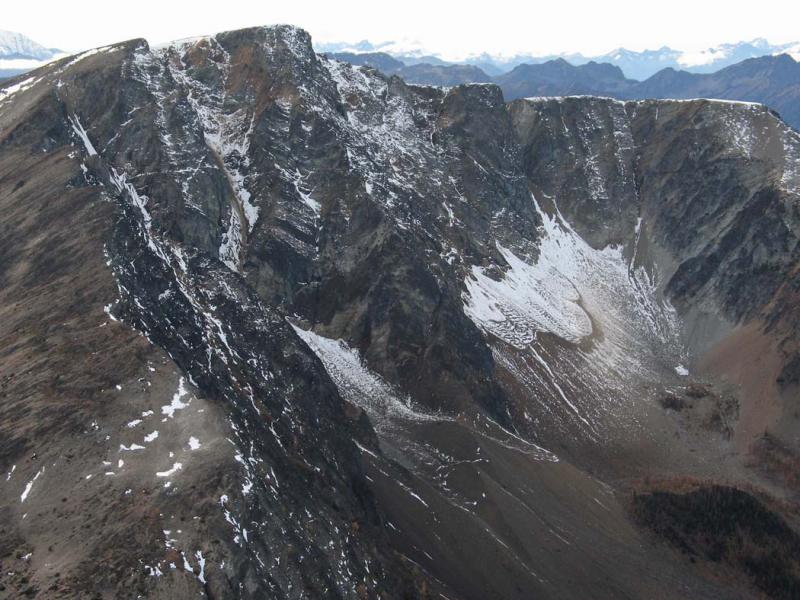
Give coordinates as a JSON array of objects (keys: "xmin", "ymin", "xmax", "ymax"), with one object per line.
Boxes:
[
  {"xmin": 134, "ymin": 44, "xmax": 260, "ymax": 273},
  {"xmin": 290, "ymin": 325, "xmax": 437, "ymax": 431}
]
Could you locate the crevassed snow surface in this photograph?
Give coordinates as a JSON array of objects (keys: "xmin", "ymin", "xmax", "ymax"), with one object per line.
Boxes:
[
  {"xmin": 464, "ymin": 194, "xmax": 687, "ymax": 439},
  {"xmin": 464, "ymin": 241, "xmax": 592, "ymax": 346},
  {"xmin": 464, "ymin": 194, "xmax": 680, "ymax": 364}
]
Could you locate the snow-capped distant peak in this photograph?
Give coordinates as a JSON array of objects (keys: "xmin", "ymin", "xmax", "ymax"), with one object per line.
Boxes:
[
  {"xmin": 0, "ymin": 30, "xmax": 67, "ymax": 77},
  {"xmin": 0, "ymin": 30, "xmax": 60, "ymax": 60}
]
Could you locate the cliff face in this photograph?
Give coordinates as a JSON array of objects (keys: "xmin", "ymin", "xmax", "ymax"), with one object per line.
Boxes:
[
  {"xmin": 1, "ymin": 25, "xmax": 798, "ymax": 599},
  {"xmin": 510, "ymin": 96, "xmax": 800, "ymax": 445}
]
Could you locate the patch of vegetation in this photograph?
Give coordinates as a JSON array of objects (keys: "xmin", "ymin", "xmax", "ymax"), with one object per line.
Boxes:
[
  {"xmin": 633, "ymin": 485, "xmax": 800, "ymax": 600},
  {"xmin": 750, "ymin": 433, "xmax": 800, "ymax": 493},
  {"xmin": 659, "ymin": 394, "xmax": 688, "ymax": 411}
]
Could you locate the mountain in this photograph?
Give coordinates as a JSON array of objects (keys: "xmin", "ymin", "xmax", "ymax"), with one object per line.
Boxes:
[
  {"xmin": 317, "ymin": 38, "xmax": 800, "ymax": 80},
  {"xmin": 0, "ymin": 30, "xmax": 59, "ymax": 60},
  {"xmin": 318, "ymin": 39, "xmax": 453, "ymax": 66},
  {"xmin": 394, "ymin": 62, "xmax": 493, "ymax": 86},
  {"xmin": 328, "ymin": 51, "xmax": 404, "ymax": 73},
  {"xmin": 495, "ymin": 58, "xmax": 633, "ymax": 97},
  {"xmin": 2, "ymin": 25, "xmax": 800, "ymax": 599},
  {"xmin": 495, "ymin": 54, "xmax": 800, "ymax": 131},
  {"xmin": 329, "ymin": 51, "xmax": 493, "ymax": 86},
  {"xmin": 627, "ymin": 54, "xmax": 800, "ymax": 131},
  {"xmin": 0, "ymin": 30, "xmax": 64, "ymax": 79}
]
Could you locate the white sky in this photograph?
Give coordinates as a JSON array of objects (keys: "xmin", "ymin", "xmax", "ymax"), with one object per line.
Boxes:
[{"xmin": 5, "ymin": 0, "xmax": 800, "ymax": 58}]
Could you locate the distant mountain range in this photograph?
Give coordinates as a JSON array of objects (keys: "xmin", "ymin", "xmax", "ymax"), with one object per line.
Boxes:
[
  {"xmin": 0, "ymin": 30, "xmax": 64, "ymax": 78},
  {"xmin": 328, "ymin": 51, "xmax": 800, "ymax": 130},
  {"xmin": 319, "ymin": 38, "xmax": 800, "ymax": 80}
]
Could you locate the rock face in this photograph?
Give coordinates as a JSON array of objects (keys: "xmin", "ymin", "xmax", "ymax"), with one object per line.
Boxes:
[
  {"xmin": 511, "ymin": 96, "xmax": 800, "ymax": 323},
  {"xmin": 1, "ymin": 25, "xmax": 799, "ymax": 600}
]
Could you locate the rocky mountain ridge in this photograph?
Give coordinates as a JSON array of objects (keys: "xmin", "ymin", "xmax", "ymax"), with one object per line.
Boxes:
[
  {"xmin": 334, "ymin": 52, "xmax": 800, "ymax": 130},
  {"xmin": 1, "ymin": 24, "xmax": 799, "ymax": 599}
]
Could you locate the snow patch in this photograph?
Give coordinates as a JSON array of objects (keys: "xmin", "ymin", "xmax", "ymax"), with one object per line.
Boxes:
[
  {"xmin": 69, "ymin": 115, "xmax": 97, "ymax": 155},
  {"xmin": 120, "ymin": 443, "xmax": 146, "ymax": 452},
  {"xmin": 291, "ymin": 324, "xmax": 437, "ymax": 429},
  {"xmin": 464, "ymin": 194, "xmax": 680, "ymax": 360},
  {"xmin": 0, "ymin": 74, "xmax": 41, "ymax": 102},
  {"xmin": 161, "ymin": 377, "xmax": 190, "ymax": 418},
  {"xmin": 156, "ymin": 462, "xmax": 182, "ymax": 477},
  {"xmin": 464, "ymin": 242, "xmax": 592, "ymax": 346},
  {"xmin": 20, "ymin": 468, "xmax": 43, "ymax": 503}
]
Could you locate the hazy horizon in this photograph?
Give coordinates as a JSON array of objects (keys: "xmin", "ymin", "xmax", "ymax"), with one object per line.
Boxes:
[{"xmin": 4, "ymin": 0, "xmax": 800, "ymax": 59}]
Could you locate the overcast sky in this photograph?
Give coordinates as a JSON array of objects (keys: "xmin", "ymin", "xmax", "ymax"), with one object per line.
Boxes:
[{"xmin": 5, "ymin": 0, "xmax": 800, "ymax": 58}]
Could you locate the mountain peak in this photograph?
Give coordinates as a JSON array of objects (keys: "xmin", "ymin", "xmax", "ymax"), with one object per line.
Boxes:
[{"xmin": 214, "ymin": 24, "xmax": 315, "ymax": 58}]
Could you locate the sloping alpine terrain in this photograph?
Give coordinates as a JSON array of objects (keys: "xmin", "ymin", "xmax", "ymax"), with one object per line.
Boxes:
[{"xmin": 0, "ymin": 25, "xmax": 799, "ymax": 599}]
